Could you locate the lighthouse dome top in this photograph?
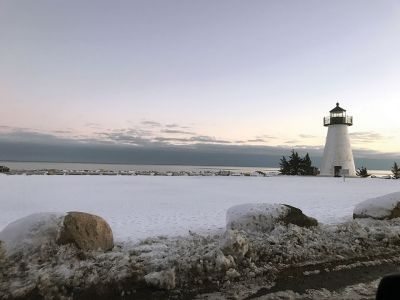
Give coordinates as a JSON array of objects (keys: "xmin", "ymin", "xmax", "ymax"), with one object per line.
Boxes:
[
  {"xmin": 323, "ymin": 102, "xmax": 353, "ymax": 126},
  {"xmin": 330, "ymin": 102, "xmax": 346, "ymax": 113}
]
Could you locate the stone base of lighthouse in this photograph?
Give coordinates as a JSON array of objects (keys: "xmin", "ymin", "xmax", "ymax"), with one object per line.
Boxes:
[{"xmin": 320, "ymin": 125, "xmax": 356, "ymax": 177}]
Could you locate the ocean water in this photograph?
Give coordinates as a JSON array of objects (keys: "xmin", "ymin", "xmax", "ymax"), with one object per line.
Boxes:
[{"xmin": 0, "ymin": 161, "xmax": 392, "ymax": 176}]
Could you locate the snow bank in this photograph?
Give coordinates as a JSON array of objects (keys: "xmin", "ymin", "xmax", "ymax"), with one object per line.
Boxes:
[
  {"xmin": 3, "ymin": 217, "xmax": 400, "ymax": 299},
  {"xmin": 353, "ymin": 192, "xmax": 400, "ymax": 220},
  {"xmin": 0, "ymin": 212, "xmax": 65, "ymax": 253}
]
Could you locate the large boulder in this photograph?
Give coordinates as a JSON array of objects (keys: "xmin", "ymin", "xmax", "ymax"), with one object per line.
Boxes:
[
  {"xmin": 353, "ymin": 192, "xmax": 400, "ymax": 220},
  {"xmin": 57, "ymin": 212, "xmax": 114, "ymax": 251},
  {"xmin": 226, "ymin": 203, "xmax": 317, "ymax": 233}
]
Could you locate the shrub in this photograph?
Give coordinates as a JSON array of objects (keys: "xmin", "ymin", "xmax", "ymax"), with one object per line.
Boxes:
[
  {"xmin": 0, "ymin": 166, "xmax": 10, "ymax": 173},
  {"xmin": 356, "ymin": 166, "xmax": 370, "ymax": 178}
]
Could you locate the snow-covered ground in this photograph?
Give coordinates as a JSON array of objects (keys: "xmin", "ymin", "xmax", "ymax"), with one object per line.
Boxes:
[{"xmin": 0, "ymin": 175, "xmax": 399, "ymax": 242}]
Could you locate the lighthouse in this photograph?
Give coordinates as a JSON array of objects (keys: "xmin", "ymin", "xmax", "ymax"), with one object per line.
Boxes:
[{"xmin": 320, "ymin": 103, "xmax": 356, "ymax": 177}]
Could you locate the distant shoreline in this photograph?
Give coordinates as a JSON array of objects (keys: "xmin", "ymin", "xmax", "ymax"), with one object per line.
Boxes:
[{"xmin": 0, "ymin": 160, "xmax": 392, "ymax": 176}]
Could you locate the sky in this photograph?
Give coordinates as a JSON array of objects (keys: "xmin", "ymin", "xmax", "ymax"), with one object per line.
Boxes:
[{"xmin": 1, "ymin": 0, "xmax": 400, "ymax": 167}]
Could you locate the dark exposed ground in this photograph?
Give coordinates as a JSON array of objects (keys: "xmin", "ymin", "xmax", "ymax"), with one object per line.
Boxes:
[{"xmin": 245, "ymin": 255, "xmax": 400, "ymax": 299}]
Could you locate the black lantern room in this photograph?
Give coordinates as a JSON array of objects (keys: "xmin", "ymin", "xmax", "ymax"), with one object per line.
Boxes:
[{"xmin": 323, "ymin": 102, "xmax": 353, "ymax": 126}]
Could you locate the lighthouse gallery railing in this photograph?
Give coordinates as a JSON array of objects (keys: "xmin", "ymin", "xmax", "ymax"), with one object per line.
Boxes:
[{"xmin": 323, "ymin": 116, "xmax": 353, "ymax": 126}]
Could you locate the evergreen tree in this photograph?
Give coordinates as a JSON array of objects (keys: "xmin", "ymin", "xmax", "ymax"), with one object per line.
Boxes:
[
  {"xmin": 279, "ymin": 156, "xmax": 290, "ymax": 174},
  {"xmin": 279, "ymin": 150, "xmax": 316, "ymax": 176},
  {"xmin": 300, "ymin": 153, "xmax": 313, "ymax": 175},
  {"xmin": 288, "ymin": 150, "xmax": 301, "ymax": 175},
  {"xmin": 391, "ymin": 162, "xmax": 400, "ymax": 179},
  {"xmin": 356, "ymin": 166, "xmax": 370, "ymax": 178}
]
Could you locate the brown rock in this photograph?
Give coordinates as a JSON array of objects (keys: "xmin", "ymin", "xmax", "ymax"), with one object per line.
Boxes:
[
  {"xmin": 57, "ymin": 212, "xmax": 114, "ymax": 251},
  {"xmin": 280, "ymin": 204, "xmax": 318, "ymax": 227}
]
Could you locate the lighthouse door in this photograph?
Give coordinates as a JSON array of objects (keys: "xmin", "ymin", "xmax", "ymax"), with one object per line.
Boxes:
[{"xmin": 334, "ymin": 166, "xmax": 342, "ymax": 177}]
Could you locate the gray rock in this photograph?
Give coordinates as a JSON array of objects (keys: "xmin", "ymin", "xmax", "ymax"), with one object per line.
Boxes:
[
  {"xmin": 280, "ymin": 204, "xmax": 318, "ymax": 227},
  {"xmin": 57, "ymin": 211, "xmax": 114, "ymax": 251}
]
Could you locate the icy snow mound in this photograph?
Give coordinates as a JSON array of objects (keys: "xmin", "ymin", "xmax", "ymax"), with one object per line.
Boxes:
[
  {"xmin": 0, "ymin": 212, "xmax": 65, "ymax": 254},
  {"xmin": 226, "ymin": 203, "xmax": 289, "ymax": 232},
  {"xmin": 353, "ymin": 192, "xmax": 400, "ymax": 220}
]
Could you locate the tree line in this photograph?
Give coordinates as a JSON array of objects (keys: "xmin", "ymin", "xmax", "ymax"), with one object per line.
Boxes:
[{"xmin": 279, "ymin": 151, "xmax": 400, "ymax": 179}]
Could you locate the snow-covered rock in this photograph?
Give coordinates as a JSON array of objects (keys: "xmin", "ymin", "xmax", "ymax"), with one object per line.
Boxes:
[
  {"xmin": 144, "ymin": 269, "xmax": 176, "ymax": 290},
  {"xmin": 57, "ymin": 211, "xmax": 114, "ymax": 251},
  {"xmin": 0, "ymin": 212, "xmax": 65, "ymax": 254},
  {"xmin": 353, "ymin": 192, "xmax": 400, "ymax": 220},
  {"xmin": 226, "ymin": 203, "xmax": 317, "ymax": 233}
]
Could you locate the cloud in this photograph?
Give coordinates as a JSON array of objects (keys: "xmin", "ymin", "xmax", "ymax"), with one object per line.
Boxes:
[
  {"xmin": 153, "ymin": 135, "xmax": 232, "ymax": 144},
  {"xmin": 161, "ymin": 129, "xmax": 195, "ymax": 135},
  {"xmin": 165, "ymin": 123, "xmax": 179, "ymax": 128},
  {"xmin": 1, "ymin": 127, "xmax": 399, "ymax": 170},
  {"xmin": 299, "ymin": 134, "xmax": 317, "ymax": 139},
  {"xmin": 0, "ymin": 129, "xmax": 69, "ymax": 144},
  {"xmin": 124, "ymin": 128, "xmax": 154, "ymax": 136},
  {"xmin": 247, "ymin": 138, "xmax": 267, "ymax": 143},
  {"xmin": 153, "ymin": 137, "xmax": 191, "ymax": 143},
  {"xmin": 165, "ymin": 123, "xmax": 191, "ymax": 129},
  {"xmin": 53, "ymin": 130, "xmax": 73, "ymax": 134},
  {"xmin": 141, "ymin": 120, "xmax": 162, "ymax": 127},
  {"xmin": 350, "ymin": 131, "xmax": 391, "ymax": 143},
  {"xmin": 85, "ymin": 123, "xmax": 102, "ymax": 129},
  {"xmin": 255, "ymin": 135, "xmax": 276, "ymax": 139},
  {"xmin": 189, "ymin": 136, "xmax": 231, "ymax": 144},
  {"xmin": 95, "ymin": 131, "xmax": 155, "ymax": 146},
  {"xmin": 284, "ymin": 140, "xmax": 300, "ymax": 144}
]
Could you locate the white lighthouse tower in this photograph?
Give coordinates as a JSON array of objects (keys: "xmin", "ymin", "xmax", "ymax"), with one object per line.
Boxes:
[{"xmin": 320, "ymin": 103, "xmax": 356, "ymax": 177}]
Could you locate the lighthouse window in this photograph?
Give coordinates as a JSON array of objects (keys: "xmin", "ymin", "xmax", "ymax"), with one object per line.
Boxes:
[{"xmin": 331, "ymin": 112, "xmax": 345, "ymax": 117}]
